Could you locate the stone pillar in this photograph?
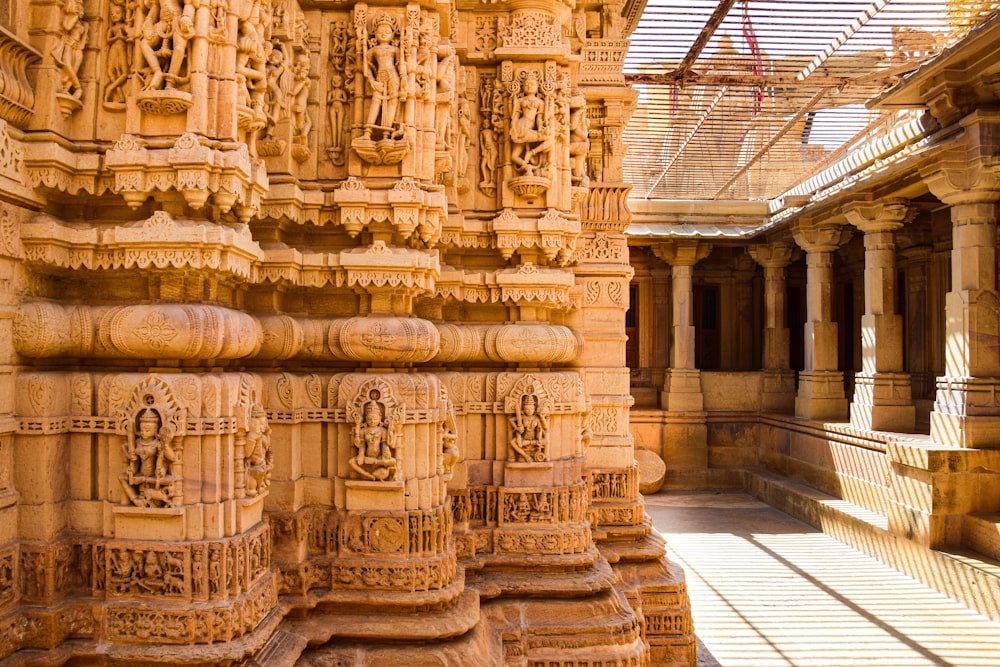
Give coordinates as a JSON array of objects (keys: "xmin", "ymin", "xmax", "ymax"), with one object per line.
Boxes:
[
  {"xmin": 792, "ymin": 220, "xmax": 849, "ymax": 421},
  {"xmin": 653, "ymin": 240, "xmax": 710, "ymax": 476},
  {"xmin": 748, "ymin": 242, "xmax": 796, "ymax": 413},
  {"xmin": 651, "ymin": 267, "xmax": 670, "ymax": 394},
  {"xmin": 923, "ymin": 164, "xmax": 1000, "ymax": 448},
  {"xmin": 900, "ymin": 245, "xmax": 933, "ymax": 402},
  {"xmin": 844, "ymin": 198, "xmax": 916, "ymax": 432}
]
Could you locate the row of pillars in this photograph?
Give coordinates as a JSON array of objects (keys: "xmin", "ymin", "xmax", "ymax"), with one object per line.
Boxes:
[{"xmin": 655, "ymin": 174, "xmax": 1000, "ymax": 449}]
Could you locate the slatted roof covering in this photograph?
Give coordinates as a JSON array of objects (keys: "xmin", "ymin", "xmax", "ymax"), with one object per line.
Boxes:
[{"xmin": 623, "ymin": 0, "xmax": 1000, "ymax": 201}]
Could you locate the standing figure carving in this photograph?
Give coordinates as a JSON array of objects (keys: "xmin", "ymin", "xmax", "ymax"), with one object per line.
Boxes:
[
  {"xmin": 290, "ymin": 52, "xmax": 312, "ymax": 151},
  {"xmin": 352, "ymin": 13, "xmax": 409, "ymax": 164},
  {"xmin": 509, "ymin": 71, "xmax": 552, "ymax": 177},
  {"xmin": 52, "ymin": 0, "xmax": 88, "ymax": 114},
  {"xmin": 508, "ymin": 391, "xmax": 549, "ymax": 463},
  {"xmin": 103, "ymin": 0, "xmax": 131, "ymax": 108},
  {"xmin": 120, "ymin": 409, "xmax": 181, "ymax": 507},
  {"xmin": 244, "ymin": 405, "xmax": 273, "ymax": 497},
  {"xmin": 568, "ymin": 88, "xmax": 591, "ymax": 188},
  {"xmin": 348, "ymin": 387, "xmax": 403, "ymax": 481},
  {"xmin": 363, "ymin": 15, "xmax": 403, "ymax": 139}
]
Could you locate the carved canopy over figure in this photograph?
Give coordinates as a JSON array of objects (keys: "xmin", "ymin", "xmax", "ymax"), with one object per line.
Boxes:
[
  {"xmin": 508, "ymin": 391, "xmax": 549, "ymax": 463},
  {"xmin": 349, "ymin": 387, "xmax": 402, "ymax": 481},
  {"xmin": 120, "ymin": 408, "xmax": 181, "ymax": 508}
]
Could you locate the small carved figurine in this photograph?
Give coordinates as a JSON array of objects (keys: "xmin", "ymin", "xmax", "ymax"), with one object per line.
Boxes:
[
  {"xmin": 349, "ymin": 389, "xmax": 399, "ymax": 481},
  {"xmin": 120, "ymin": 408, "xmax": 181, "ymax": 507},
  {"xmin": 52, "ymin": 0, "xmax": 88, "ymax": 109},
  {"xmin": 244, "ymin": 405, "xmax": 273, "ymax": 497},
  {"xmin": 137, "ymin": 0, "xmax": 196, "ymax": 91},
  {"xmin": 509, "ymin": 72, "xmax": 552, "ymax": 177},
  {"xmin": 362, "ymin": 15, "xmax": 404, "ymax": 138},
  {"xmin": 508, "ymin": 392, "xmax": 549, "ymax": 462}
]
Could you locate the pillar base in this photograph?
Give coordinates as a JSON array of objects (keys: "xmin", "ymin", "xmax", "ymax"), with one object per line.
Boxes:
[
  {"xmin": 850, "ymin": 372, "xmax": 915, "ymax": 432},
  {"xmin": 930, "ymin": 376, "xmax": 1000, "ymax": 448},
  {"xmin": 794, "ymin": 371, "xmax": 848, "ymax": 421},
  {"xmin": 661, "ymin": 369, "xmax": 703, "ymax": 412}
]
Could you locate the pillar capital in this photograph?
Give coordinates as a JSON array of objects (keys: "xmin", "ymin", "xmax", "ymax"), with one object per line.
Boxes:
[
  {"xmin": 921, "ymin": 161, "xmax": 1000, "ymax": 207},
  {"xmin": 652, "ymin": 239, "xmax": 711, "ymax": 267},
  {"xmin": 748, "ymin": 241, "xmax": 795, "ymax": 269},
  {"xmin": 844, "ymin": 198, "xmax": 915, "ymax": 235},
  {"xmin": 791, "ymin": 219, "xmax": 846, "ymax": 254}
]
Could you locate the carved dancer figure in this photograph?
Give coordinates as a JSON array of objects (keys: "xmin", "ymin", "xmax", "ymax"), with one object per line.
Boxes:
[
  {"xmin": 568, "ymin": 88, "xmax": 591, "ymax": 186},
  {"xmin": 479, "ymin": 116, "xmax": 498, "ymax": 190},
  {"xmin": 456, "ymin": 95, "xmax": 472, "ymax": 177},
  {"xmin": 137, "ymin": 0, "xmax": 196, "ymax": 91},
  {"xmin": 290, "ymin": 52, "xmax": 312, "ymax": 142},
  {"xmin": 435, "ymin": 45, "xmax": 456, "ymax": 150},
  {"xmin": 349, "ymin": 390, "xmax": 399, "ymax": 481},
  {"xmin": 509, "ymin": 392, "xmax": 549, "ymax": 462},
  {"xmin": 52, "ymin": 0, "xmax": 88, "ymax": 103},
  {"xmin": 103, "ymin": 1, "xmax": 130, "ymax": 106},
  {"xmin": 509, "ymin": 72, "xmax": 552, "ymax": 177},
  {"xmin": 244, "ymin": 405, "xmax": 273, "ymax": 497},
  {"xmin": 362, "ymin": 15, "xmax": 403, "ymax": 138},
  {"xmin": 120, "ymin": 408, "xmax": 181, "ymax": 507},
  {"xmin": 327, "ymin": 72, "xmax": 347, "ymax": 161}
]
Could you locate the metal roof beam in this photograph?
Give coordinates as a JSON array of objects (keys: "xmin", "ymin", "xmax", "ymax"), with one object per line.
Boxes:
[{"xmin": 674, "ymin": 0, "xmax": 741, "ymax": 79}]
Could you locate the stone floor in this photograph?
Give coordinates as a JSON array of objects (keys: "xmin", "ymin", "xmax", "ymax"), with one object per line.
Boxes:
[{"xmin": 646, "ymin": 492, "xmax": 1000, "ymax": 667}]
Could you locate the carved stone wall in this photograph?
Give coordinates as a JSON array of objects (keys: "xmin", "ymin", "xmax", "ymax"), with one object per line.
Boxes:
[{"xmin": 0, "ymin": 0, "xmax": 693, "ymax": 663}]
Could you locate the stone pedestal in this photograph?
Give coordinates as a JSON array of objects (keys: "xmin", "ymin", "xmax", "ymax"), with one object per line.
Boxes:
[{"xmin": 345, "ymin": 480, "xmax": 406, "ymax": 511}]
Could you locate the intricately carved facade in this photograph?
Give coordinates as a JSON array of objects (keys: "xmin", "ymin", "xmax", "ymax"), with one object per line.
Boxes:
[{"xmin": 0, "ymin": 0, "xmax": 692, "ymax": 664}]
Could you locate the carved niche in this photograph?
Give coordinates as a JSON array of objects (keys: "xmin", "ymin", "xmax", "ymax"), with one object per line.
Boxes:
[
  {"xmin": 504, "ymin": 377, "xmax": 552, "ymax": 463},
  {"xmin": 115, "ymin": 376, "xmax": 187, "ymax": 508},
  {"xmin": 346, "ymin": 379, "xmax": 404, "ymax": 481},
  {"xmin": 351, "ymin": 10, "xmax": 409, "ymax": 165}
]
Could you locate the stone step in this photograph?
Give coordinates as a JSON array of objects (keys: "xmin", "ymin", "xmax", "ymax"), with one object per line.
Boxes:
[
  {"xmin": 744, "ymin": 467, "xmax": 1000, "ymax": 623},
  {"xmin": 965, "ymin": 513, "xmax": 1000, "ymax": 562}
]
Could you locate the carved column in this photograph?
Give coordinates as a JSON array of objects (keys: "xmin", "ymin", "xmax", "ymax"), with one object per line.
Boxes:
[
  {"xmin": 749, "ymin": 241, "xmax": 796, "ymax": 413},
  {"xmin": 923, "ymin": 162, "xmax": 1000, "ymax": 447},
  {"xmin": 792, "ymin": 219, "xmax": 849, "ymax": 421},
  {"xmin": 653, "ymin": 240, "xmax": 711, "ymax": 472},
  {"xmin": 650, "ymin": 266, "xmax": 670, "ymax": 393},
  {"xmin": 844, "ymin": 198, "xmax": 915, "ymax": 432}
]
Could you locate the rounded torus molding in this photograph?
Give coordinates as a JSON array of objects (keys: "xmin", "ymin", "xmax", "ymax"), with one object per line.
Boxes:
[
  {"xmin": 333, "ymin": 316, "xmax": 440, "ymax": 363},
  {"xmin": 97, "ymin": 305, "xmax": 261, "ymax": 359},
  {"xmin": 435, "ymin": 323, "xmax": 579, "ymax": 364},
  {"xmin": 15, "ymin": 302, "xmax": 261, "ymax": 360},
  {"xmin": 257, "ymin": 315, "xmax": 304, "ymax": 360}
]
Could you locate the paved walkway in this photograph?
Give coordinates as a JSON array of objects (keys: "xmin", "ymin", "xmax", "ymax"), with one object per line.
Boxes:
[{"xmin": 645, "ymin": 492, "xmax": 1000, "ymax": 667}]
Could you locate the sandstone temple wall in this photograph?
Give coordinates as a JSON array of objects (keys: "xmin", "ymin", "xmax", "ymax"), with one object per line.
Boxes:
[{"xmin": 0, "ymin": 0, "xmax": 694, "ymax": 663}]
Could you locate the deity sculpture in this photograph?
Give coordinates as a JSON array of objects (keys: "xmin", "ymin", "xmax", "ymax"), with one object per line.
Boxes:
[
  {"xmin": 349, "ymin": 389, "xmax": 400, "ymax": 481},
  {"xmin": 352, "ymin": 13, "xmax": 409, "ymax": 164},
  {"xmin": 508, "ymin": 392, "xmax": 549, "ymax": 462},
  {"xmin": 120, "ymin": 408, "xmax": 182, "ymax": 508},
  {"xmin": 52, "ymin": 0, "xmax": 88, "ymax": 113},
  {"xmin": 509, "ymin": 71, "xmax": 552, "ymax": 178},
  {"xmin": 137, "ymin": 0, "xmax": 196, "ymax": 92},
  {"xmin": 244, "ymin": 405, "xmax": 273, "ymax": 497}
]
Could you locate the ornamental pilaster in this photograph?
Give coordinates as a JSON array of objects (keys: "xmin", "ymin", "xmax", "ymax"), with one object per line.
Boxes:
[
  {"xmin": 844, "ymin": 198, "xmax": 915, "ymax": 432},
  {"xmin": 791, "ymin": 218, "xmax": 849, "ymax": 421},
  {"xmin": 748, "ymin": 241, "xmax": 795, "ymax": 412}
]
